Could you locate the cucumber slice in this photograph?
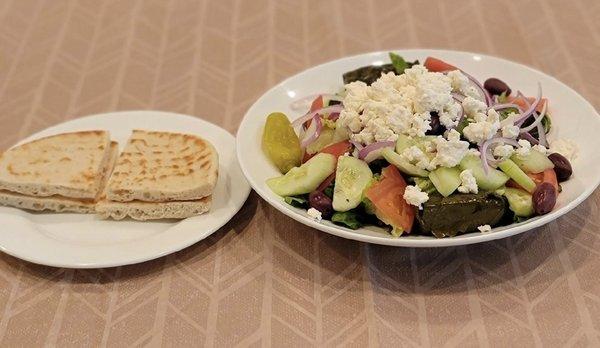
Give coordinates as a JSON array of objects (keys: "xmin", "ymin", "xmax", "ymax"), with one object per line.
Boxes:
[
  {"xmin": 332, "ymin": 156, "xmax": 373, "ymax": 212},
  {"xmin": 306, "ymin": 127, "xmax": 334, "ymax": 155},
  {"xmin": 511, "ymin": 150, "xmax": 554, "ymax": 174},
  {"xmin": 395, "ymin": 134, "xmax": 416, "ymax": 154},
  {"xmin": 459, "ymin": 155, "xmax": 509, "ymax": 191},
  {"xmin": 429, "ymin": 167, "xmax": 462, "ymax": 197},
  {"xmin": 503, "ymin": 187, "xmax": 534, "ymax": 217},
  {"xmin": 381, "ymin": 148, "xmax": 429, "ymax": 177},
  {"xmin": 267, "ymin": 153, "xmax": 336, "ymax": 196},
  {"xmin": 498, "ymin": 159, "xmax": 536, "ymax": 193}
]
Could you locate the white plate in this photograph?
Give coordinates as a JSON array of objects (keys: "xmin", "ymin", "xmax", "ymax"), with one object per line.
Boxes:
[
  {"xmin": 0, "ymin": 111, "xmax": 250, "ymax": 268},
  {"xmin": 237, "ymin": 49, "xmax": 600, "ymax": 247}
]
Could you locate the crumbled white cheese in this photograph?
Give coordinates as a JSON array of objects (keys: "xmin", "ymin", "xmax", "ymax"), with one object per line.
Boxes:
[
  {"xmin": 458, "ymin": 169, "xmax": 478, "ymax": 194},
  {"xmin": 468, "ymin": 148, "xmax": 481, "ymax": 156},
  {"xmin": 501, "ymin": 124, "xmax": 520, "ymax": 139},
  {"xmin": 402, "ymin": 145, "xmax": 436, "ymax": 171},
  {"xmin": 432, "ymin": 132, "xmax": 470, "ymax": 167},
  {"xmin": 532, "ymin": 144, "xmax": 547, "ymax": 154},
  {"xmin": 478, "ymin": 224, "xmax": 492, "ymax": 233},
  {"xmin": 516, "ymin": 139, "xmax": 531, "ymax": 156},
  {"xmin": 549, "ymin": 138, "xmax": 578, "ymax": 160},
  {"xmin": 338, "ymin": 65, "xmax": 461, "ymax": 145},
  {"xmin": 462, "ymin": 96, "xmax": 488, "ymax": 118},
  {"xmin": 447, "ymin": 70, "xmax": 481, "ymax": 99},
  {"xmin": 493, "ymin": 144, "xmax": 514, "ymax": 159},
  {"xmin": 403, "ymin": 185, "xmax": 429, "ymax": 209},
  {"xmin": 307, "ymin": 208, "xmax": 322, "ymax": 221},
  {"xmin": 462, "ymin": 109, "xmax": 501, "ymax": 144}
]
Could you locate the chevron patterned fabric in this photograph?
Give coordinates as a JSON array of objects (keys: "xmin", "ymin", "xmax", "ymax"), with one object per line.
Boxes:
[{"xmin": 0, "ymin": 0, "xmax": 599, "ymax": 346}]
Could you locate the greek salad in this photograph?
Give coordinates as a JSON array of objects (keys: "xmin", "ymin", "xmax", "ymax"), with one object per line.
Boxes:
[{"xmin": 262, "ymin": 53, "xmax": 577, "ymax": 238}]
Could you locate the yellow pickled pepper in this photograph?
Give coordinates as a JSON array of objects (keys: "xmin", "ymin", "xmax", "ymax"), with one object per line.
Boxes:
[{"xmin": 262, "ymin": 112, "xmax": 302, "ymax": 173}]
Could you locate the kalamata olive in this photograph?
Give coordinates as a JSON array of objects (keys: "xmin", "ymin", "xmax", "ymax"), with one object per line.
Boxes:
[
  {"xmin": 426, "ymin": 112, "xmax": 445, "ymax": 136},
  {"xmin": 532, "ymin": 182, "xmax": 557, "ymax": 215},
  {"xmin": 309, "ymin": 191, "xmax": 333, "ymax": 219},
  {"xmin": 548, "ymin": 153, "xmax": 572, "ymax": 182},
  {"xmin": 484, "ymin": 78, "xmax": 511, "ymax": 96}
]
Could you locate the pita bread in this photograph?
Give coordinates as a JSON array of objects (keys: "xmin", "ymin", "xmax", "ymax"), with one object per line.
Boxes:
[
  {"xmin": 0, "ymin": 141, "xmax": 119, "ymax": 213},
  {"xmin": 105, "ymin": 130, "xmax": 218, "ymax": 202},
  {"xmin": 0, "ymin": 130, "xmax": 112, "ymax": 199},
  {"xmin": 96, "ymin": 195, "xmax": 212, "ymax": 221}
]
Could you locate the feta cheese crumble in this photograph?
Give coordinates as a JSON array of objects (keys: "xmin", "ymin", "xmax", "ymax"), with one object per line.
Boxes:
[
  {"xmin": 307, "ymin": 208, "xmax": 322, "ymax": 221},
  {"xmin": 432, "ymin": 130, "xmax": 470, "ymax": 167},
  {"xmin": 457, "ymin": 169, "xmax": 478, "ymax": 194},
  {"xmin": 532, "ymin": 144, "xmax": 547, "ymax": 154},
  {"xmin": 550, "ymin": 138, "xmax": 578, "ymax": 160},
  {"xmin": 403, "ymin": 185, "xmax": 429, "ymax": 209},
  {"xmin": 493, "ymin": 144, "xmax": 514, "ymax": 160},
  {"xmin": 447, "ymin": 70, "xmax": 481, "ymax": 99},
  {"xmin": 338, "ymin": 65, "xmax": 462, "ymax": 145},
  {"xmin": 462, "ymin": 108, "xmax": 501, "ymax": 144},
  {"xmin": 477, "ymin": 224, "xmax": 492, "ymax": 233},
  {"xmin": 516, "ymin": 139, "xmax": 532, "ymax": 156}
]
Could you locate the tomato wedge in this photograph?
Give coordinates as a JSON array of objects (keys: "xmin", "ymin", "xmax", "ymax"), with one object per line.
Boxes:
[
  {"xmin": 365, "ymin": 165, "xmax": 415, "ymax": 233},
  {"xmin": 424, "ymin": 57, "xmax": 457, "ymax": 72},
  {"xmin": 304, "ymin": 95, "xmax": 324, "ymax": 129},
  {"xmin": 506, "ymin": 95, "xmax": 547, "ymax": 113},
  {"xmin": 310, "ymin": 95, "xmax": 324, "ymax": 112},
  {"xmin": 506, "ymin": 168, "xmax": 559, "ymax": 192},
  {"xmin": 303, "ymin": 140, "xmax": 352, "ymax": 163}
]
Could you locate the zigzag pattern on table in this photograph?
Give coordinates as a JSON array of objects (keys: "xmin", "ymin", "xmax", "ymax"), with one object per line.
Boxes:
[{"xmin": 0, "ymin": 0, "xmax": 598, "ymax": 346}]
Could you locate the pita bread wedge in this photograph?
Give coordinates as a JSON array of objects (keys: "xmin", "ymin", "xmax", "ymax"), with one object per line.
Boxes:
[
  {"xmin": 0, "ymin": 130, "xmax": 112, "ymax": 199},
  {"xmin": 106, "ymin": 130, "xmax": 218, "ymax": 202},
  {"xmin": 96, "ymin": 195, "xmax": 212, "ymax": 221},
  {"xmin": 0, "ymin": 141, "xmax": 119, "ymax": 213}
]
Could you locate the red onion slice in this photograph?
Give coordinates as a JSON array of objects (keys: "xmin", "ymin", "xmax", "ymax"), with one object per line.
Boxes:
[
  {"xmin": 520, "ymin": 132, "xmax": 540, "ymax": 145},
  {"xmin": 291, "ymin": 105, "xmax": 344, "ymax": 129},
  {"xmin": 491, "ymin": 103, "xmax": 524, "ymax": 112},
  {"xmin": 515, "ymin": 83, "xmax": 542, "ymax": 125},
  {"xmin": 447, "ymin": 96, "xmax": 465, "ymax": 129},
  {"xmin": 443, "ymin": 70, "xmax": 491, "ymax": 106},
  {"xmin": 300, "ymin": 115, "xmax": 323, "ymax": 149},
  {"xmin": 460, "ymin": 70, "xmax": 492, "ymax": 107},
  {"xmin": 479, "ymin": 137, "xmax": 520, "ymax": 173},
  {"xmin": 290, "ymin": 94, "xmax": 343, "ymax": 111},
  {"xmin": 451, "ymin": 92, "xmax": 465, "ymax": 102},
  {"xmin": 537, "ymin": 122, "xmax": 548, "ymax": 147},
  {"xmin": 520, "ymin": 99, "xmax": 547, "ymax": 133},
  {"xmin": 358, "ymin": 141, "xmax": 395, "ymax": 163},
  {"xmin": 350, "ymin": 140, "xmax": 364, "ymax": 151}
]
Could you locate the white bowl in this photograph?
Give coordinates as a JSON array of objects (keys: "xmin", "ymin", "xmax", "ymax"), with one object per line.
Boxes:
[{"xmin": 237, "ymin": 49, "xmax": 600, "ymax": 247}]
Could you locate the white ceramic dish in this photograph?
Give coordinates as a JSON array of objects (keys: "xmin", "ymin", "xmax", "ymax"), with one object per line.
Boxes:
[
  {"xmin": 0, "ymin": 111, "xmax": 250, "ymax": 268},
  {"xmin": 237, "ymin": 49, "xmax": 600, "ymax": 247}
]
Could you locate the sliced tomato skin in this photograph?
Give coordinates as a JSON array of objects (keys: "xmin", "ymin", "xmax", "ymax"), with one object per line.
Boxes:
[
  {"xmin": 303, "ymin": 140, "xmax": 352, "ymax": 164},
  {"xmin": 365, "ymin": 165, "xmax": 415, "ymax": 233},
  {"xmin": 506, "ymin": 168, "xmax": 559, "ymax": 192},
  {"xmin": 424, "ymin": 57, "xmax": 457, "ymax": 72},
  {"xmin": 506, "ymin": 95, "xmax": 547, "ymax": 113},
  {"xmin": 310, "ymin": 95, "xmax": 324, "ymax": 112},
  {"xmin": 304, "ymin": 95, "xmax": 324, "ymax": 129}
]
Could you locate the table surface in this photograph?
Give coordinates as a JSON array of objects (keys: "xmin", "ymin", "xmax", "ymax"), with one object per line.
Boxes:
[{"xmin": 0, "ymin": 0, "xmax": 599, "ymax": 346}]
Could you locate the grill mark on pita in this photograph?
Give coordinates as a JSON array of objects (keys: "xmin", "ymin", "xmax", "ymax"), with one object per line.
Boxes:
[
  {"xmin": 7, "ymin": 165, "xmax": 16, "ymax": 175},
  {"xmin": 60, "ymin": 157, "xmax": 71, "ymax": 162},
  {"xmin": 200, "ymin": 161, "xmax": 211, "ymax": 170}
]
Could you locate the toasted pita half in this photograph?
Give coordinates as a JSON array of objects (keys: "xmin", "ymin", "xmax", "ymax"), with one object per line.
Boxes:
[
  {"xmin": 106, "ymin": 130, "xmax": 218, "ymax": 202},
  {"xmin": 0, "ymin": 130, "xmax": 112, "ymax": 199},
  {"xmin": 0, "ymin": 141, "xmax": 119, "ymax": 214},
  {"xmin": 96, "ymin": 195, "xmax": 212, "ymax": 221}
]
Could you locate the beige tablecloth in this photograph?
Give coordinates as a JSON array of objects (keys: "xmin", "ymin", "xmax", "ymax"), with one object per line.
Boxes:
[{"xmin": 0, "ymin": 0, "xmax": 599, "ymax": 346}]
